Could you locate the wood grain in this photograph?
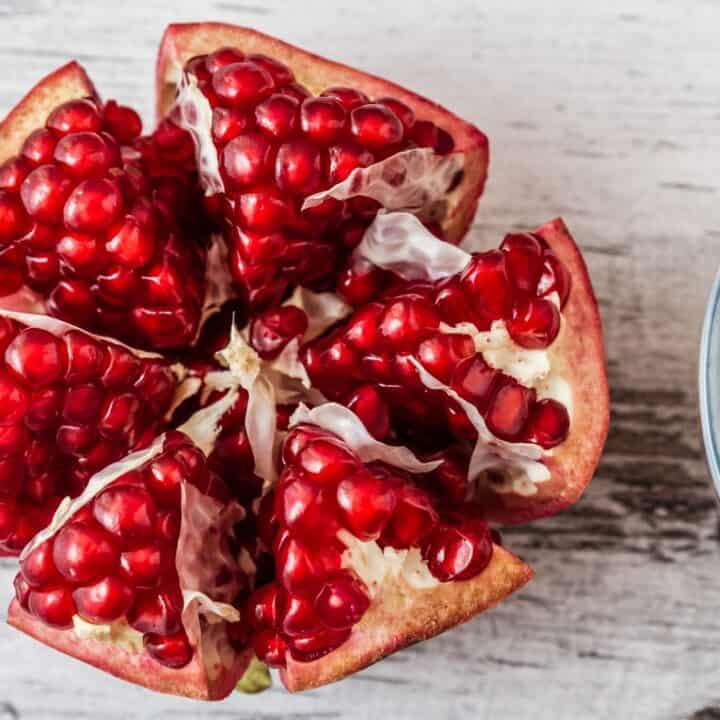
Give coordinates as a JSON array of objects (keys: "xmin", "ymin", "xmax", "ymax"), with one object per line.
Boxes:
[{"xmin": 1, "ymin": 1, "xmax": 719, "ymax": 718}]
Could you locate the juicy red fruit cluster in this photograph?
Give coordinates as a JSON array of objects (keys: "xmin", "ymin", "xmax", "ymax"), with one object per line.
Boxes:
[
  {"xmin": 182, "ymin": 47, "xmax": 454, "ymax": 309},
  {"xmin": 302, "ymin": 232, "xmax": 571, "ymax": 448},
  {"xmin": 0, "ymin": 97, "xmax": 206, "ymax": 349},
  {"xmin": 0, "ymin": 315, "xmax": 177, "ymax": 554},
  {"xmin": 14, "ymin": 432, "xmax": 225, "ymax": 669},
  {"xmin": 247, "ymin": 423, "xmax": 493, "ymax": 667}
]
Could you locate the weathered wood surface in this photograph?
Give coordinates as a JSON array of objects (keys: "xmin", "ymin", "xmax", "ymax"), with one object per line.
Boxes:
[{"xmin": 1, "ymin": 1, "xmax": 719, "ymax": 718}]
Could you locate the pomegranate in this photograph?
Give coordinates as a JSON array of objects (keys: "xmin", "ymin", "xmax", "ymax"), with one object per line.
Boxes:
[
  {"xmin": 245, "ymin": 402, "xmax": 531, "ymax": 690},
  {"xmin": 301, "ymin": 215, "xmax": 609, "ymax": 523},
  {"xmin": 8, "ymin": 393, "xmax": 253, "ymax": 700},
  {"xmin": 0, "ymin": 310, "xmax": 184, "ymax": 555},
  {"xmin": 156, "ymin": 23, "xmax": 488, "ymax": 309},
  {"xmin": 0, "ymin": 64, "xmax": 209, "ymax": 350}
]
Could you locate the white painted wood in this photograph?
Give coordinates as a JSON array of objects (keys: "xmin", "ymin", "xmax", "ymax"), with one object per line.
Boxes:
[{"xmin": 1, "ymin": 1, "xmax": 719, "ymax": 718}]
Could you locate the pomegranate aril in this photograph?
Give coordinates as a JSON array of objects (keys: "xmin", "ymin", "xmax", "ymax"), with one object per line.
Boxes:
[
  {"xmin": 379, "ymin": 296, "xmax": 440, "ymax": 350},
  {"xmin": 288, "ymin": 627, "xmax": 351, "ymax": 662},
  {"xmin": 222, "ymin": 133, "xmax": 274, "ymax": 188},
  {"xmin": 212, "ymin": 106, "xmax": 253, "ymax": 144},
  {"xmin": 337, "ymin": 471, "xmax": 396, "ymax": 540},
  {"xmin": 282, "ymin": 593, "xmax": 322, "ymax": 637},
  {"xmin": 253, "ymin": 629, "xmax": 287, "ymax": 667},
  {"xmin": 52, "ymin": 520, "xmax": 119, "ymax": 584},
  {"xmin": 235, "ymin": 185, "xmax": 292, "ymax": 233},
  {"xmin": 537, "ymin": 251, "xmax": 572, "ymax": 307},
  {"xmin": 524, "ymin": 398, "xmax": 570, "ymax": 448},
  {"xmin": 93, "ymin": 484, "xmax": 157, "ymax": 540},
  {"xmin": 22, "ymin": 129, "xmax": 58, "ymax": 165},
  {"xmin": 0, "ymin": 370, "xmax": 28, "ymax": 425},
  {"xmin": 73, "ymin": 575, "xmax": 134, "ymax": 624},
  {"xmin": 460, "ymin": 250, "xmax": 513, "ymax": 323},
  {"xmin": 377, "ymin": 97, "xmax": 416, "ymax": 131},
  {"xmin": 247, "ymin": 583, "xmax": 285, "ymax": 631},
  {"xmin": 314, "ymin": 576, "xmax": 370, "ymax": 630},
  {"xmin": 321, "ymin": 86, "xmax": 369, "ymax": 111},
  {"xmin": 301, "ymin": 97, "xmax": 346, "ymax": 145},
  {"xmin": 254, "ymin": 94, "xmax": 299, "ymax": 141},
  {"xmin": 0, "ymin": 191, "xmax": 29, "ymax": 241},
  {"xmin": 346, "ymin": 384, "xmax": 391, "ymax": 441},
  {"xmin": 417, "ymin": 332, "xmax": 475, "ymax": 384},
  {"xmin": 296, "ymin": 436, "xmax": 359, "ymax": 484},
  {"xmin": 486, "ymin": 379, "xmax": 535, "ymax": 440},
  {"xmin": 144, "ymin": 631, "xmax": 193, "ymax": 669},
  {"xmin": 250, "ymin": 305, "xmax": 308, "ymax": 360},
  {"xmin": 62, "ymin": 384, "xmax": 103, "ymax": 423},
  {"xmin": 63, "ymin": 177, "xmax": 123, "ymax": 233},
  {"xmin": 275, "ymin": 139, "xmax": 323, "ymax": 195},
  {"xmin": 276, "ymin": 475, "xmax": 340, "ymax": 540},
  {"xmin": 53, "ymin": 132, "xmax": 119, "ymax": 177},
  {"xmin": 451, "ymin": 355, "xmax": 499, "ymax": 412},
  {"xmin": 14, "ymin": 574, "xmax": 31, "ymax": 609},
  {"xmin": 28, "ymin": 586, "xmax": 76, "ymax": 629},
  {"xmin": 382, "ymin": 485, "xmax": 438, "ymax": 548},
  {"xmin": 500, "ymin": 232, "xmax": 544, "ymax": 293},
  {"xmin": 0, "ymin": 156, "xmax": 32, "ymax": 192},
  {"xmin": 205, "ymin": 47, "xmax": 246, "ymax": 74},
  {"xmin": 212, "ymin": 61, "xmax": 275, "ymax": 107},
  {"xmin": 47, "ymin": 99, "xmax": 102, "ymax": 135},
  {"xmin": 351, "ymin": 104, "xmax": 404, "ymax": 149},
  {"xmin": 327, "ymin": 141, "xmax": 375, "ymax": 185},
  {"xmin": 278, "ymin": 538, "xmax": 340, "ymax": 594},
  {"xmin": 20, "ymin": 164, "xmax": 73, "ymax": 223},
  {"xmin": 102, "ymin": 100, "xmax": 142, "ymax": 144},
  {"xmin": 21, "ymin": 539, "xmax": 62, "ymax": 587},
  {"xmin": 422, "ymin": 516, "xmax": 493, "ymax": 582},
  {"xmin": 246, "ymin": 53, "xmax": 294, "ymax": 86},
  {"xmin": 507, "ymin": 297, "xmax": 560, "ymax": 349},
  {"xmin": 5, "ymin": 328, "xmax": 66, "ymax": 388},
  {"xmin": 127, "ymin": 585, "xmax": 183, "ymax": 635}
]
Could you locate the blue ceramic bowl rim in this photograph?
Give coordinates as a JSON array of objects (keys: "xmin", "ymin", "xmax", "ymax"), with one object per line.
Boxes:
[{"xmin": 699, "ymin": 266, "xmax": 720, "ymax": 499}]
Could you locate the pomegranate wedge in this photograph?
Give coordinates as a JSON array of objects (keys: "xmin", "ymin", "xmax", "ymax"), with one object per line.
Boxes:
[
  {"xmin": 8, "ymin": 395, "xmax": 253, "ymax": 700},
  {"xmin": 247, "ymin": 403, "xmax": 532, "ymax": 690},
  {"xmin": 156, "ymin": 23, "xmax": 487, "ymax": 308},
  {"xmin": 0, "ymin": 310, "xmax": 186, "ymax": 555},
  {"xmin": 301, "ymin": 216, "xmax": 609, "ymax": 523},
  {"xmin": 0, "ymin": 64, "xmax": 209, "ymax": 349}
]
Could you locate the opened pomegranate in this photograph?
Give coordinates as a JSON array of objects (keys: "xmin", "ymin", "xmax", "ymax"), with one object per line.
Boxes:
[
  {"xmin": 8, "ymin": 410, "xmax": 252, "ymax": 700},
  {"xmin": 0, "ymin": 310, "xmax": 182, "ymax": 555},
  {"xmin": 246, "ymin": 403, "xmax": 531, "ymax": 690},
  {"xmin": 0, "ymin": 64, "xmax": 208, "ymax": 349},
  {"xmin": 156, "ymin": 23, "xmax": 488, "ymax": 309},
  {"xmin": 302, "ymin": 216, "xmax": 609, "ymax": 523}
]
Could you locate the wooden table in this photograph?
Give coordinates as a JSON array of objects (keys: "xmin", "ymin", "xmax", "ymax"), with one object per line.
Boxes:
[{"xmin": 1, "ymin": 1, "xmax": 718, "ymax": 718}]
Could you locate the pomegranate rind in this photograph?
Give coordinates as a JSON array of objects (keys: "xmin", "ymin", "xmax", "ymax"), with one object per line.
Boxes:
[
  {"xmin": 155, "ymin": 22, "xmax": 488, "ymax": 242},
  {"xmin": 7, "ymin": 599, "xmax": 251, "ymax": 700},
  {"xmin": 0, "ymin": 61, "xmax": 97, "ymax": 163},
  {"xmin": 475, "ymin": 218, "xmax": 610, "ymax": 523},
  {"xmin": 280, "ymin": 544, "xmax": 531, "ymax": 691}
]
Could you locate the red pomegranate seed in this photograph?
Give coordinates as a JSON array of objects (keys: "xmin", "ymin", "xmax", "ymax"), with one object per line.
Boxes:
[
  {"xmin": 93, "ymin": 484, "xmax": 157, "ymax": 539},
  {"xmin": 321, "ymin": 86, "xmax": 369, "ymax": 111},
  {"xmin": 62, "ymin": 384, "xmax": 103, "ymax": 423},
  {"xmin": 254, "ymin": 94, "xmax": 299, "ymax": 141},
  {"xmin": 350, "ymin": 103, "xmax": 404, "ymax": 149},
  {"xmin": 5, "ymin": 328, "xmax": 65, "ymax": 389},
  {"xmin": 337, "ymin": 470, "xmax": 396, "ymax": 540},
  {"xmin": 211, "ymin": 106, "xmax": 252, "ymax": 145},
  {"xmin": 524, "ymin": 398, "xmax": 570, "ymax": 448},
  {"xmin": 28, "ymin": 586, "xmax": 76, "ymax": 628},
  {"xmin": 73, "ymin": 575, "xmax": 135, "ymax": 624},
  {"xmin": 147, "ymin": 456, "xmax": 186, "ymax": 506},
  {"xmin": 246, "ymin": 53, "xmax": 294, "ymax": 86},
  {"xmin": 287, "ymin": 626, "xmax": 351, "ymax": 662},
  {"xmin": 0, "ymin": 191, "xmax": 29, "ymax": 240},
  {"xmin": 275, "ymin": 139, "xmax": 323, "ymax": 195},
  {"xmin": 0, "ymin": 370, "xmax": 28, "ymax": 425},
  {"xmin": 127, "ymin": 585, "xmax": 183, "ymax": 635},
  {"xmin": 101, "ymin": 344, "xmax": 141, "ymax": 389},
  {"xmin": 451, "ymin": 355, "xmax": 499, "ymax": 412},
  {"xmin": 537, "ymin": 251, "xmax": 572, "ymax": 307},
  {"xmin": 205, "ymin": 47, "xmax": 246, "ymax": 74},
  {"xmin": 327, "ymin": 141, "xmax": 375, "ymax": 184},
  {"xmin": 296, "ymin": 437, "xmax": 359, "ymax": 484},
  {"xmin": 52, "ymin": 521, "xmax": 119, "ymax": 584},
  {"xmin": 235, "ymin": 185, "xmax": 292, "ymax": 232},
  {"xmin": 276, "ymin": 475, "xmax": 340, "ymax": 540},
  {"xmin": 0, "ymin": 456, "xmax": 23, "ymax": 497},
  {"xmin": 417, "ymin": 332, "xmax": 475, "ymax": 383},
  {"xmin": 47, "ymin": 99, "xmax": 102, "ymax": 135},
  {"xmin": 282, "ymin": 593, "xmax": 322, "ymax": 637},
  {"xmin": 382, "ymin": 485, "xmax": 438, "ymax": 548},
  {"xmin": 500, "ymin": 232, "xmax": 544, "ymax": 293},
  {"xmin": 63, "ymin": 178, "xmax": 123, "ymax": 233},
  {"xmin": 102, "ymin": 100, "xmax": 142, "ymax": 144},
  {"xmin": 253, "ymin": 629, "xmax": 287, "ymax": 667},
  {"xmin": 300, "ymin": 97, "xmax": 346, "ymax": 145},
  {"xmin": 379, "ymin": 296, "xmax": 440, "ymax": 350},
  {"xmin": 155, "ymin": 509, "xmax": 180, "ymax": 542},
  {"xmin": 432, "ymin": 449, "xmax": 469, "ymax": 505},
  {"xmin": 20, "ymin": 539, "xmax": 62, "ymax": 587},
  {"xmin": 63, "ymin": 331, "xmax": 105, "ymax": 383},
  {"xmin": 314, "ymin": 576, "xmax": 370, "ymax": 630},
  {"xmin": 422, "ymin": 517, "xmax": 493, "ymax": 582},
  {"xmin": 247, "ymin": 583, "xmax": 285, "ymax": 630},
  {"xmin": 20, "ymin": 164, "xmax": 73, "ymax": 223},
  {"xmin": 345, "ymin": 384, "xmax": 391, "ymax": 440},
  {"xmin": 277, "ymin": 537, "xmax": 340, "ymax": 594},
  {"xmin": 106, "ymin": 212, "xmax": 157, "ymax": 269},
  {"xmin": 222, "ymin": 132, "xmax": 274, "ymax": 188},
  {"xmin": 486, "ymin": 379, "xmax": 535, "ymax": 440},
  {"xmin": 53, "ymin": 132, "xmax": 119, "ymax": 177},
  {"xmin": 336, "ymin": 260, "xmax": 387, "ymax": 306},
  {"xmin": 507, "ymin": 297, "xmax": 561, "ymax": 349},
  {"xmin": 22, "ymin": 129, "xmax": 58, "ymax": 165},
  {"xmin": 250, "ymin": 305, "xmax": 308, "ymax": 360},
  {"xmin": 14, "ymin": 574, "xmax": 31, "ymax": 609},
  {"xmin": 212, "ymin": 62, "xmax": 275, "ymax": 107},
  {"xmin": 144, "ymin": 630, "xmax": 193, "ymax": 669},
  {"xmin": 0, "ymin": 156, "xmax": 31, "ymax": 191},
  {"xmin": 377, "ymin": 97, "xmax": 416, "ymax": 131},
  {"xmin": 460, "ymin": 250, "xmax": 513, "ymax": 324}
]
